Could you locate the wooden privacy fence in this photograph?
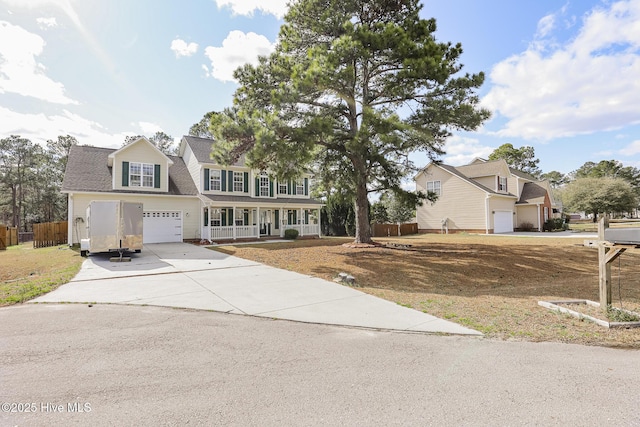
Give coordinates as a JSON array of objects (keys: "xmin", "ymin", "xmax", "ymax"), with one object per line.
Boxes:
[
  {"xmin": 372, "ymin": 223, "xmax": 418, "ymax": 237},
  {"xmin": 33, "ymin": 221, "xmax": 68, "ymax": 248},
  {"xmin": 0, "ymin": 226, "xmax": 18, "ymax": 250}
]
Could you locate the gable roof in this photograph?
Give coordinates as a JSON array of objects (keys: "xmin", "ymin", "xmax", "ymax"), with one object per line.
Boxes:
[
  {"xmin": 455, "ymin": 159, "xmax": 510, "ymax": 178},
  {"xmin": 62, "ymin": 145, "xmax": 198, "ymax": 196},
  {"xmin": 508, "ymin": 168, "xmax": 537, "ymax": 181},
  {"xmin": 516, "ymin": 181, "xmax": 558, "ymax": 206},
  {"xmin": 422, "ymin": 163, "xmax": 515, "ymax": 198},
  {"xmin": 516, "ymin": 182, "xmax": 548, "ymax": 204},
  {"xmin": 107, "ymin": 136, "xmax": 174, "ymax": 167},
  {"xmin": 182, "ymin": 135, "xmax": 246, "ymax": 167}
]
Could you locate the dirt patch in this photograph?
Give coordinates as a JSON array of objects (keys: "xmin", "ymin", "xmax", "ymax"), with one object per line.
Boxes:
[{"xmin": 213, "ymin": 234, "xmax": 640, "ymax": 348}]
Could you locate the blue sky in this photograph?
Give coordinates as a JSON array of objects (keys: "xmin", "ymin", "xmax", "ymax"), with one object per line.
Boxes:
[{"xmin": 1, "ymin": 0, "xmax": 640, "ymax": 176}]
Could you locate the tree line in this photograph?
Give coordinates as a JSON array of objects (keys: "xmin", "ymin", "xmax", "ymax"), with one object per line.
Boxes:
[
  {"xmin": 488, "ymin": 143, "xmax": 640, "ymax": 221},
  {"xmin": 0, "ymin": 135, "xmax": 77, "ymax": 231},
  {"xmin": 0, "ymin": 132, "xmax": 180, "ymax": 232}
]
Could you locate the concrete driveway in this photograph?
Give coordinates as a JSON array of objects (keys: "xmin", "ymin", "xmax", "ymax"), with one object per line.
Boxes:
[{"xmin": 32, "ymin": 243, "xmax": 480, "ymax": 335}]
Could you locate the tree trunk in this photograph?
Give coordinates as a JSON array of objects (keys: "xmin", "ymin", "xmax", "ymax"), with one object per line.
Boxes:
[
  {"xmin": 10, "ymin": 184, "xmax": 18, "ymax": 228},
  {"xmin": 352, "ymin": 159, "xmax": 373, "ymax": 244}
]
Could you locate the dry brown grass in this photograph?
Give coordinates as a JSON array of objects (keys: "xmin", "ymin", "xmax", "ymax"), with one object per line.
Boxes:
[{"xmin": 213, "ymin": 234, "xmax": 640, "ymax": 348}]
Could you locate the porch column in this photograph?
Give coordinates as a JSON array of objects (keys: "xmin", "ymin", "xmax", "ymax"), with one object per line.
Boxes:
[
  {"xmin": 280, "ymin": 208, "xmax": 284, "ymax": 238},
  {"xmin": 317, "ymin": 208, "xmax": 321, "ymax": 237},
  {"xmin": 300, "ymin": 207, "xmax": 304, "ymax": 236},
  {"xmin": 67, "ymin": 193, "xmax": 74, "ymax": 245},
  {"xmin": 256, "ymin": 206, "xmax": 260, "ymax": 237},
  {"xmin": 207, "ymin": 206, "xmax": 212, "ymax": 241},
  {"xmin": 537, "ymin": 204, "xmax": 542, "ymax": 232},
  {"xmin": 232, "ymin": 206, "xmax": 237, "ymax": 240}
]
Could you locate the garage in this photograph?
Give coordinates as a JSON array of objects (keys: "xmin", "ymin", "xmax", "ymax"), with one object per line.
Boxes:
[
  {"xmin": 143, "ymin": 211, "xmax": 182, "ymax": 243},
  {"xmin": 493, "ymin": 211, "xmax": 513, "ymax": 234}
]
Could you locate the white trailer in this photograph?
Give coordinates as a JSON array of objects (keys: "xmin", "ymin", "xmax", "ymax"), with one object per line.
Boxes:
[{"xmin": 80, "ymin": 201, "xmax": 143, "ymax": 257}]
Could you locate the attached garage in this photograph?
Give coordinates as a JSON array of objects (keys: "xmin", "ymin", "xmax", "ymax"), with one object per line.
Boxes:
[
  {"xmin": 493, "ymin": 211, "xmax": 513, "ymax": 234},
  {"xmin": 143, "ymin": 211, "xmax": 183, "ymax": 243}
]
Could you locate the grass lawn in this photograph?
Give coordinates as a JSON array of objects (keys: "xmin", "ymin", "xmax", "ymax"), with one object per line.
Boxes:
[
  {"xmin": 0, "ymin": 242, "xmax": 84, "ymax": 306},
  {"xmin": 214, "ymin": 234, "xmax": 640, "ymax": 348}
]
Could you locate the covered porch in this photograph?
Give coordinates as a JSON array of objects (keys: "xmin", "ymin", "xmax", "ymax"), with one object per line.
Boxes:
[{"xmin": 200, "ymin": 200, "xmax": 322, "ymax": 242}]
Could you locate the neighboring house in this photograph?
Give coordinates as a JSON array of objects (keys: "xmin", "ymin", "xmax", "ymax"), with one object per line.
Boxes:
[
  {"xmin": 415, "ymin": 158, "xmax": 558, "ymax": 234},
  {"xmin": 63, "ymin": 136, "xmax": 323, "ymax": 245}
]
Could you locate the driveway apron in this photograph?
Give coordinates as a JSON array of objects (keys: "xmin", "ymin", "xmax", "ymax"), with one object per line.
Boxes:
[{"xmin": 32, "ymin": 243, "xmax": 480, "ymax": 335}]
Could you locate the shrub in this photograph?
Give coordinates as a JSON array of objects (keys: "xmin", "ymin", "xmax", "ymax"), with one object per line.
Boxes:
[
  {"xmin": 544, "ymin": 218, "xmax": 565, "ymax": 231},
  {"xmin": 519, "ymin": 222, "xmax": 534, "ymax": 231},
  {"xmin": 284, "ymin": 229, "xmax": 299, "ymax": 240}
]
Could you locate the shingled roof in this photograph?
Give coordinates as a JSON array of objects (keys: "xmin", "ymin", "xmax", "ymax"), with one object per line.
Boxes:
[
  {"xmin": 200, "ymin": 194, "xmax": 323, "ymax": 206},
  {"xmin": 517, "ymin": 182, "xmax": 550, "ymax": 205},
  {"xmin": 182, "ymin": 135, "xmax": 246, "ymax": 167},
  {"xmin": 62, "ymin": 145, "xmax": 198, "ymax": 196}
]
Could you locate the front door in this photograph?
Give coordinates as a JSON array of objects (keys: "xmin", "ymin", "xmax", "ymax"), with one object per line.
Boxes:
[{"xmin": 260, "ymin": 210, "xmax": 272, "ymax": 236}]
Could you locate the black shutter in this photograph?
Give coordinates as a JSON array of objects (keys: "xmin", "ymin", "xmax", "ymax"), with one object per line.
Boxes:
[
  {"xmin": 304, "ymin": 178, "xmax": 309, "ymax": 196},
  {"xmin": 255, "ymin": 177, "xmax": 260, "ymax": 197},
  {"xmin": 122, "ymin": 161, "xmax": 129, "ymax": 187},
  {"xmin": 154, "ymin": 164, "xmax": 161, "ymax": 188},
  {"xmin": 221, "ymin": 170, "xmax": 226, "ymax": 192},
  {"xmin": 274, "ymin": 210, "xmax": 279, "ymax": 229},
  {"xmin": 244, "ymin": 172, "xmax": 249, "ymax": 193},
  {"xmin": 228, "ymin": 171, "xmax": 234, "ymax": 192},
  {"xmin": 204, "ymin": 169, "xmax": 210, "ymax": 191},
  {"xmin": 269, "ymin": 181, "xmax": 273, "ymax": 198}
]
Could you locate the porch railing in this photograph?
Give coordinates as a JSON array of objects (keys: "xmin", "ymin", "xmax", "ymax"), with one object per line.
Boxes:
[
  {"xmin": 283, "ymin": 225, "xmax": 301, "ymax": 234},
  {"xmin": 283, "ymin": 224, "xmax": 320, "ymax": 236},
  {"xmin": 207, "ymin": 224, "xmax": 319, "ymax": 241},
  {"xmin": 209, "ymin": 225, "xmax": 259, "ymax": 240},
  {"xmin": 302, "ymin": 224, "xmax": 319, "ymax": 236},
  {"xmin": 235, "ymin": 225, "xmax": 259, "ymax": 238}
]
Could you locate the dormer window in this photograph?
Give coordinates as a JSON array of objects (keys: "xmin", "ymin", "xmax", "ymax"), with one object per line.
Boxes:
[
  {"xmin": 498, "ymin": 176, "xmax": 507, "ymax": 192},
  {"xmin": 130, "ymin": 162, "xmax": 154, "ymax": 188}
]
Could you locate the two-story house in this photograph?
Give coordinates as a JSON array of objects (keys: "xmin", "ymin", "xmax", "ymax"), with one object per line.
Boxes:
[
  {"xmin": 63, "ymin": 136, "xmax": 323, "ymax": 245},
  {"xmin": 414, "ymin": 158, "xmax": 558, "ymax": 234}
]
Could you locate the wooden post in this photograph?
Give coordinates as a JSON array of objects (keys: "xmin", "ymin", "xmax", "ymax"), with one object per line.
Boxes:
[{"xmin": 598, "ymin": 217, "xmax": 611, "ymax": 310}]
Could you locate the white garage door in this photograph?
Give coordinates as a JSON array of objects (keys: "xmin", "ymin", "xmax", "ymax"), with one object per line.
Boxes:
[
  {"xmin": 493, "ymin": 211, "xmax": 513, "ymax": 234},
  {"xmin": 143, "ymin": 211, "xmax": 182, "ymax": 243}
]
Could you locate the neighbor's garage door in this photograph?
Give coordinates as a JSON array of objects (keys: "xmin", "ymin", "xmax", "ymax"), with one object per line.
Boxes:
[
  {"xmin": 143, "ymin": 211, "xmax": 182, "ymax": 243},
  {"xmin": 493, "ymin": 211, "xmax": 513, "ymax": 234}
]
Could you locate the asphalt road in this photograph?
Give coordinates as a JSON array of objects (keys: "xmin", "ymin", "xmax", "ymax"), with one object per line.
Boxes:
[{"xmin": 1, "ymin": 304, "xmax": 639, "ymax": 426}]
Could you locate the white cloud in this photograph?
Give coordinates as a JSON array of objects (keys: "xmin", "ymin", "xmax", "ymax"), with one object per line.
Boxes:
[
  {"xmin": 536, "ymin": 14, "xmax": 555, "ymax": 38},
  {"xmin": 619, "ymin": 140, "xmax": 640, "ymax": 156},
  {"xmin": 0, "ymin": 105, "xmax": 128, "ymax": 149},
  {"xmin": 214, "ymin": 0, "xmax": 289, "ymax": 19},
  {"xmin": 36, "ymin": 17, "xmax": 58, "ymax": 29},
  {"xmin": 137, "ymin": 122, "xmax": 164, "ymax": 135},
  {"xmin": 0, "ymin": 21, "xmax": 78, "ymax": 104},
  {"xmin": 201, "ymin": 64, "xmax": 211, "ymax": 78},
  {"xmin": 170, "ymin": 38, "xmax": 198, "ymax": 58},
  {"xmin": 482, "ymin": 0, "xmax": 640, "ymax": 140},
  {"xmin": 442, "ymin": 135, "xmax": 495, "ymax": 166},
  {"xmin": 204, "ymin": 30, "xmax": 275, "ymax": 83}
]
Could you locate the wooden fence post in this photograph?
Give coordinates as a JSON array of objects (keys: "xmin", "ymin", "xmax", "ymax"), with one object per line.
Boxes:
[{"xmin": 598, "ymin": 217, "xmax": 611, "ymax": 310}]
